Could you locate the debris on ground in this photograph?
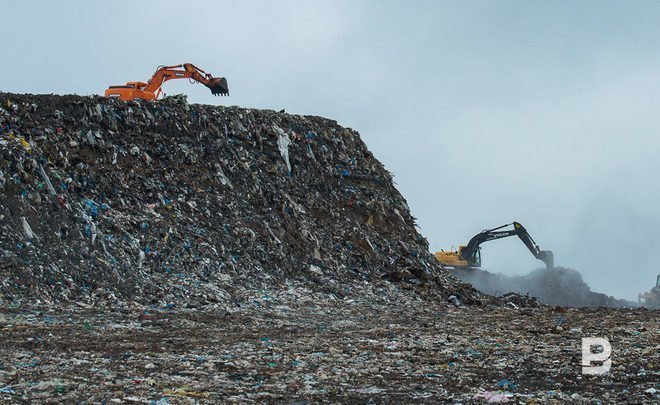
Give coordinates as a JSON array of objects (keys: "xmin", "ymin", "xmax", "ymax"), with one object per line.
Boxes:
[{"xmin": 0, "ymin": 299, "xmax": 656, "ymax": 402}]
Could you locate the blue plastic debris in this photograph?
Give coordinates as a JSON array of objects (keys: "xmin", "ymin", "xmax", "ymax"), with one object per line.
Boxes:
[{"xmin": 497, "ymin": 379, "xmax": 517, "ymax": 390}]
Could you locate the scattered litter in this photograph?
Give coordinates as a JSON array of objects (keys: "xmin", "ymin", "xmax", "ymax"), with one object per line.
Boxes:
[
  {"xmin": 473, "ymin": 390, "xmax": 511, "ymax": 403},
  {"xmin": 0, "ymin": 92, "xmax": 654, "ymax": 403},
  {"xmin": 496, "ymin": 379, "xmax": 517, "ymax": 390}
]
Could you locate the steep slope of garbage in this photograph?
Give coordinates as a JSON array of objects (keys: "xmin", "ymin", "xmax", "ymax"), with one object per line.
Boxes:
[{"xmin": 0, "ymin": 93, "xmax": 479, "ymax": 306}]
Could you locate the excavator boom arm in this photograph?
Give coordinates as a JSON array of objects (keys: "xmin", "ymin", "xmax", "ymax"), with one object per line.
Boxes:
[
  {"xmin": 143, "ymin": 63, "xmax": 228, "ymax": 96},
  {"xmin": 460, "ymin": 222, "xmax": 553, "ymax": 269},
  {"xmin": 461, "ymin": 226, "xmax": 516, "ymax": 262},
  {"xmin": 513, "ymin": 222, "xmax": 554, "ymax": 268}
]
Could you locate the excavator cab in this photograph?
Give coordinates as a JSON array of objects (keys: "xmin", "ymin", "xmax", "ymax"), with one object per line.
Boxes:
[
  {"xmin": 459, "ymin": 246, "xmax": 481, "ymax": 267},
  {"xmin": 105, "ymin": 82, "xmax": 149, "ymax": 100}
]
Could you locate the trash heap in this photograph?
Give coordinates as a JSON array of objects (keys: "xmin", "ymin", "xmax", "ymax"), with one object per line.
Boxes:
[
  {"xmin": 0, "ymin": 92, "xmax": 479, "ymax": 306},
  {"xmin": 452, "ymin": 267, "xmax": 634, "ymax": 307}
]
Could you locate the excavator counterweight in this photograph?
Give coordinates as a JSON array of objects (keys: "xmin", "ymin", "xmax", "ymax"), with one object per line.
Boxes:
[
  {"xmin": 435, "ymin": 221, "xmax": 553, "ymax": 270},
  {"xmin": 105, "ymin": 63, "xmax": 228, "ymax": 101}
]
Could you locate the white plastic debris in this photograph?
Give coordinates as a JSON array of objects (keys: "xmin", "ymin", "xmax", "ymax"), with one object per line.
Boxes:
[
  {"xmin": 138, "ymin": 250, "xmax": 145, "ymax": 269},
  {"xmin": 94, "ymin": 104, "xmax": 103, "ymax": 120},
  {"xmin": 274, "ymin": 124, "xmax": 292, "ymax": 174},
  {"xmin": 447, "ymin": 295, "xmax": 461, "ymax": 306},
  {"xmin": 21, "ymin": 217, "xmax": 39, "ymax": 241},
  {"xmin": 86, "ymin": 130, "xmax": 96, "ymax": 145},
  {"xmin": 215, "ymin": 163, "xmax": 233, "ymax": 188},
  {"xmin": 309, "ymin": 264, "xmax": 323, "ymax": 276},
  {"xmin": 38, "ymin": 164, "xmax": 57, "ymax": 196}
]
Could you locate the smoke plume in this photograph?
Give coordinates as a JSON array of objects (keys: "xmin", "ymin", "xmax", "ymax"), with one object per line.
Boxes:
[{"xmin": 451, "ymin": 267, "xmax": 636, "ymax": 307}]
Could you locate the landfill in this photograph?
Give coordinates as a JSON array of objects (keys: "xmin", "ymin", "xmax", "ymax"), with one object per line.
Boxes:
[
  {"xmin": 0, "ymin": 92, "xmax": 479, "ymax": 307},
  {"xmin": 0, "ymin": 92, "xmax": 657, "ymax": 402}
]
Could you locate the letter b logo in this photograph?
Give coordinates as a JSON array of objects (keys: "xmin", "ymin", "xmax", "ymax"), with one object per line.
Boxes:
[{"xmin": 581, "ymin": 337, "xmax": 612, "ymax": 375}]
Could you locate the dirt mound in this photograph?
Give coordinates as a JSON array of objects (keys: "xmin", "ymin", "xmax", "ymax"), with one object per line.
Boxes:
[
  {"xmin": 0, "ymin": 92, "xmax": 478, "ymax": 306},
  {"xmin": 451, "ymin": 266, "xmax": 633, "ymax": 307}
]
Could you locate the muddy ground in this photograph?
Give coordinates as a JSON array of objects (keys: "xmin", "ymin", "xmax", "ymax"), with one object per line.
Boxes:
[{"xmin": 0, "ymin": 293, "xmax": 657, "ymax": 403}]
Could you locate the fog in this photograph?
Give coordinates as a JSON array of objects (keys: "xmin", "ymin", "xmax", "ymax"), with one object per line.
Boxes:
[
  {"xmin": 1, "ymin": 1, "xmax": 659, "ymax": 300},
  {"xmin": 451, "ymin": 267, "xmax": 635, "ymax": 308}
]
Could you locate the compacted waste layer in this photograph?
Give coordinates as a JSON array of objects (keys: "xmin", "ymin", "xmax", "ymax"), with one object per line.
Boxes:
[
  {"xmin": 0, "ymin": 93, "xmax": 479, "ymax": 306},
  {"xmin": 0, "ymin": 297, "xmax": 657, "ymax": 402}
]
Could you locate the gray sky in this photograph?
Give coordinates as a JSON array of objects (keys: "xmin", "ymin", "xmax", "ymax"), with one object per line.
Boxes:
[{"xmin": 2, "ymin": 0, "xmax": 659, "ymax": 300}]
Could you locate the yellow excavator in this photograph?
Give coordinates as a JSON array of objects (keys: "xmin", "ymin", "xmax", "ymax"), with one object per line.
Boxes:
[
  {"xmin": 638, "ymin": 274, "xmax": 660, "ymax": 309},
  {"xmin": 435, "ymin": 221, "xmax": 554, "ymax": 270}
]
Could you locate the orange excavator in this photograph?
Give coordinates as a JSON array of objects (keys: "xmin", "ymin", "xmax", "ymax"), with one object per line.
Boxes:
[{"xmin": 104, "ymin": 63, "xmax": 228, "ymax": 101}]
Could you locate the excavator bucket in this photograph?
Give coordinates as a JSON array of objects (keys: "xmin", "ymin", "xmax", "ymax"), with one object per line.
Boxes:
[
  {"xmin": 205, "ymin": 77, "xmax": 229, "ymax": 96},
  {"xmin": 539, "ymin": 250, "xmax": 554, "ymax": 269}
]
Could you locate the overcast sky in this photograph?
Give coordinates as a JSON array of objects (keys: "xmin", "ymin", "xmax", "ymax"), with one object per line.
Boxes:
[{"xmin": 2, "ymin": 1, "xmax": 659, "ymax": 300}]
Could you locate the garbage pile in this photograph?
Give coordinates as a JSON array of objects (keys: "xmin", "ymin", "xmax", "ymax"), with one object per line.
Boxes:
[
  {"xmin": 0, "ymin": 92, "xmax": 479, "ymax": 306},
  {"xmin": 451, "ymin": 267, "xmax": 634, "ymax": 307}
]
